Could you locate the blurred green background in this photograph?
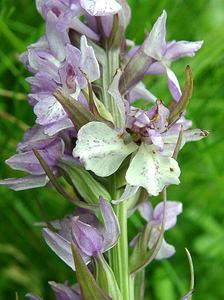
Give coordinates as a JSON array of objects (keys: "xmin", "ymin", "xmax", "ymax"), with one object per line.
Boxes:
[{"xmin": 0, "ymin": 0, "xmax": 224, "ymax": 299}]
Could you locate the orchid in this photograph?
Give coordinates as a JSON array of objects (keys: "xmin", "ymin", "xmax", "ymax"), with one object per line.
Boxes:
[
  {"xmin": 144, "ymin": 10, "xmax": 203, "ymax": 101},
  {"xmin": 73, "ymin": 97, "xmax": 207, "ymax": 196},
  {"xmin": 127, "ymin": 10, "xmax": 203, "ymax": 101},
  {"xmin": 138, "ymin": 200, "xmax": 183, "ymax": 259},
  {"xmin": 26, "ymin": 281, "xmax": 82, "ymax": 300},
  {"xmin": 0, "ymin": 125, "xmax": 68, "ymax": 190},
  {"xmin": 0, "ymin": 1, "xmax": 208, "ymax": 299},
  {"xmin": 42, "ymin": 199, "xmax": 120, "ymax": 270},
  {"xmin": 21, "ymin": 35, "xmax": 100, "ymax": 135}
]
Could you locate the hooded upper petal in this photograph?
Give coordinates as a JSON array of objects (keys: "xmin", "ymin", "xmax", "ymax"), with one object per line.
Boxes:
[
  {"xmin": 126, "ymin": 143, "xmax": 180, "ymax": 196},
  {"xmin": 73, "ymin": 122, "xmax": 138, "ymax": 177},
  {"xmin": 45, "ymin": 10, "xmax": 68, "ymax": 61},
  {"xmin": 71, "ymin": 217, "xmax": 104, "ymax": 257},
  {"xmin": 143, "ymin": 10, "xmax": 167, "ymax": 60}
]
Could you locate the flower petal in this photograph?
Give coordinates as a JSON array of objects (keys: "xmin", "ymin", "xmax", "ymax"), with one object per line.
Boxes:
[
  {"xmin": 43, "ymin": 228, "xmax": 75, "ymax": 270},
  {"xmin": 147, "ymin": 129, "xmax": 164, "ymax": 150},
  {"xmin": 49, "ymin": 281, "xmax": 82, "ymax": 300},
  {"xmin": 138, "ymin": 201, "xmax": 154, "ymax": 222},
  {"xmin": 73, "ymin": 122, "xmax": 138, "ymax": 177},
  {"xmin": 155, "ymin": 238, "xmax": 175, "ymax": 260},
  {"xmin": 165, "ymin": 40, "xmax": 203, "ymax": 61},
  {"xmin": 17, "ymin": 124, "xmax": 53, "ymax": 151},
  {"xmin": 147, "ymin": 61, "xmax": 166, "ymax": 74},
  {"xmin": 128, "ymin": 82, "xmax": 157, "ymax": 103},
  {"xmin": 100, "ymin": 199, "xmax": 120, "ymax": 251},
  {"xmin": 46, "ymin": 11, "xmax": 68, "ymax": 61},
  {"xmin": 44, "ymin": 118, "xmax": 74, "ymax": 136},
  {"xmin": 26, "ymin": 294, "xmax": 43, "ymax": 300},
  {"xmin": 71, "ymin": 217, "xmax": 103, "ymax": 257},
  {"xmin": 5, "ymin": 139, "xmax": 64, "ymax": 175},
  {"xmin": 35, "ymin": 0, "xmax": 43, "ymax": 14},
  {"xmin": 143, "ymin": 10, "xmax": 167, "ymax": 60},
  {"xmin": 153, "ymin": 201, "xmax": 183, "ymax": 230},
  {"xmin": 112, "ymin": 185, "xmax": 139, "ymax": 205},
  {"xmin": 126, "ymin": 143, "xmax": 180, "ymax": 196},
  {"xmin": 80, "ymin": 0, "xmax": 121, "ymax": 16},
  {"xmin": 0, "ymin": 175, "xmax": 49, "ymax": 191},
  {"xmin": 70, "ymin": 17, "xmax": 99, "ymax": 41},
  {"xmin": 166, "ymin": 67, "xmax": 182, "ymax": 101},
  {"xmin": 80, "ymin": 35, "xmax": 100, "ymax": 82},
  {"xmin": 34, "ymin": 96, "xmax": 67, "ymax": 126},
  {"xmin": 162, "ymin": 127, "xmax": 209, "ymax": 156}
]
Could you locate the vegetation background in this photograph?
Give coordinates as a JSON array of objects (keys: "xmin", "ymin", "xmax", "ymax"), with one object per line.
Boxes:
[{"xmin": 0, "ymin": 0, "xmax": 223, "ymax": 299}]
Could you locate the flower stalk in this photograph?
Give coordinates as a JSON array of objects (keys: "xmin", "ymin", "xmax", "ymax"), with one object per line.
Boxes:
[{"xmin": 111, "ymin": 201, "xmax": 130, "ymax": 300}]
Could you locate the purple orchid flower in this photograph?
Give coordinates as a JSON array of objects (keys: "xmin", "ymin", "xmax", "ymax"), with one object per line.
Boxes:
[
  {"xmin": 138, "ymin": 200, "xmax": 183, "ymax": 259},
  {"xmin": 144, "ymin": 10, "xmax": 203, "ymax": 101},
  {"xmin": 35, "ymin": 0, "xmax": 121, "ymax": 46},
  {"xmin": 73, "ymin": 96, "xmax": 207, "ymax": 197},
  {"xmin": 26, "ymin": 281, "xmax": 82, "ymax": 300},
  {"xmin": 21, "ymin": 35, "xmax": 100, "ymax": 135},
  {"xmin": 42, "ymin": 199, "xmax": 120, "ymax": 270},
  {"xmin": 0, "ymin": 125, "xmax": 74, "ymax": 191},
  {"xmin": 128, "ymin": 10, "xmax": 203, "ymax": 101},
  {"xmin": 49, "ymin": 281, "xmax": 82, "ymax": 300}
]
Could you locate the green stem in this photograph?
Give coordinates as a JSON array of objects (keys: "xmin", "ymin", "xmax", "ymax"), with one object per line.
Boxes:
[
  {"xmin": 130, "ymin": 275, "xmax": 135, "ymax": 300},
  {"xmin": 102, "ymin": 45, "xmax": 122, "ymax": 127},
  {"xmin": 110, "ymin": 201, "xmax": 130, "ymax": 300}
]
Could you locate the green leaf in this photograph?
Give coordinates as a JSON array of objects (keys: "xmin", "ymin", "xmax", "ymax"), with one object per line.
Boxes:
[
  {"xmin": 94, "ymin": 254, "xmax": 122, "ymax": 300},
  {"xmin": 134, "ymin": 270, "xmax": 145, "ymax": 300},
  {"xmin": 180, "ymin": 248, "xmax": 195, "ymax": 300},
  {"xmin": 71, "ymin": 243, "xmax": 111, "ymax": 300},
  {"xmin": 33, "ymin": 149, "xmax": 98, "ymax": 210},
  {"xmin": 168, "ymin": 66, "xmax": 193, "ymax": 125},
  {"xmin": 172, "ymin": 126, "xmax": 184, "ymax": 160},
  {"xmin": 93, "ymin": 95, "xmax": 114, "ymax": 124},
  {"xmin": 82, "ymin": 86, "xmax": 114, "ymax": 124},
  {"xmin": 53, "ymin": 89, "xmax": 100, "ymax": 129},
  {"xmin": 59, "ymin": 161, "xmax": 111, "ymax": 205},
  {"xmin": 119, "ymin": 49, "xmax": 153, "ymax": 95}
]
